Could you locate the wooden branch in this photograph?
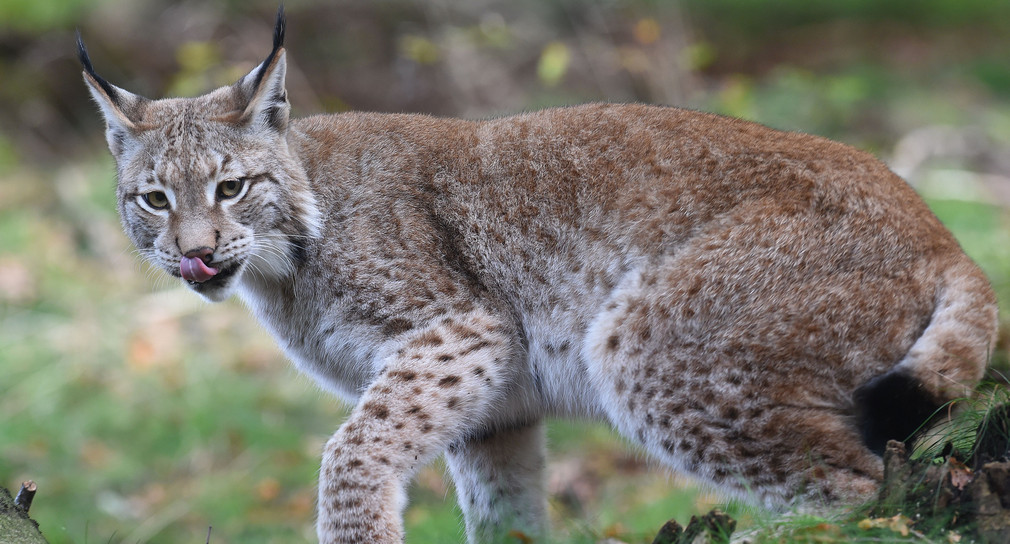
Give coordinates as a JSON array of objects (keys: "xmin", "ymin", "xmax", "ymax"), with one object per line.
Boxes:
[{"xmin": 16, "ymin": 480, "xmax": 37, "ymax": 513}]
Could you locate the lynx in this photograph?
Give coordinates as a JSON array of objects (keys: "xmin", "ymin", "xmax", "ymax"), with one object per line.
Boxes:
[{"xmin": 79, "ymin": 9, "xmax": 997, "ymax": 544}]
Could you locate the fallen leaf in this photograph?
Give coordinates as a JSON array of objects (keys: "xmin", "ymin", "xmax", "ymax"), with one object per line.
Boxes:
[
  {"xmin": 948, "ymin": 456, "xmax": 973, "ymax": 490},
  {"xmin": 507, "ymin": 529, "xmax": 533, "ymax": 543},
  {"xmin": 602, "ymin": 523, "xmax": 625, "ymax": 538},
  {"xmin": 633, "ymin": 18, "xmax": 661, "ymax": 45},
  {"xmin": 256, "ymin": 477, "xmax": 281, "ymax": 502},
  {"xmin": 0, "ymin": 257, "xmax": 35, "ymax": 303},
  {"xmin": 887, "ymin": 514, "xmax": 911, "ymax": 537},
  {"xmin": 857, "ymin": 514, "xmax": 912, "ymax": 537},
  {"xmin": 791, "ymin": 522, "xmax": 844, "ymax": 542}
]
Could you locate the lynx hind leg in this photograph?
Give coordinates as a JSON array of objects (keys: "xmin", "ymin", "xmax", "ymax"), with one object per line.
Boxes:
[
  {"xmin": 446, "ymin": 421, "xmax": 548, "ymax": 543},
  {"xmin": 584, "ymin": 266, "xmax": 883, "ymax": 506}
]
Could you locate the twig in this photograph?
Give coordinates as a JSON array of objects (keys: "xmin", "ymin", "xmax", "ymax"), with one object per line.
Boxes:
[{"xmin": 15, "ymin": 480, "xmax": 36, "ymax": 513}]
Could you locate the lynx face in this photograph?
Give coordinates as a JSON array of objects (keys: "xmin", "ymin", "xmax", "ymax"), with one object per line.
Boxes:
[
  {"xmin": 82, "ymin": 34, "xmax": 320, "ymax": 302},
  {"xmin": 115, "ymin": 107, "xmax": 300, "ymax": 301}
]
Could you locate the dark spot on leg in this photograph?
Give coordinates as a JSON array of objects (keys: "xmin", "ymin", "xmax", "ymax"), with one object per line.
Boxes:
[
  {"xmin": 607, "ymin": 334, "xmax": 620, "ymax": 351},
  {"xmin": 437, "ymin": 354, "xmax": 455, "ymax": 362},
  {"xmin": 409, "ymin": 331, "xmax": 444, "ymax": 347},
  {"xmin": 363, "ymin": 401, "xmax": 389, "ymax": 419},
  {"xmin": 722, "ymin": 406, "xmax": 740, "ymax": 420},
  {"xmin": 460, "ymin": 340, "xmax": 492, "ymax": 356},
  {"xmin": 447, "ymin": 396, "xmax": 460, "ymax": 409},
  {"xmin": 438, "ymin": 375, "xmax": 461, "ymax": 387},
  {"xmin": 383, "ymin": 317, "xmax": 414, "ymax": 337},
  {"xmin": 389, "ymin": 370, "xmax": 416, "ymax": 381},
  {"xmin": 448, "ymin": 322, "xmax": 483, "ymax": 340}
]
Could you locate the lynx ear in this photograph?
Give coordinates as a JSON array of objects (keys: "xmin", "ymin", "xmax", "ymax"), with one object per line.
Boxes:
[
  {"xmin": 233, "ymin": 6, "xmax": 289, "ymax": 132},
  {"xmin": 77, "ymin": 32, "xmax": 148, "ymax": 157}
]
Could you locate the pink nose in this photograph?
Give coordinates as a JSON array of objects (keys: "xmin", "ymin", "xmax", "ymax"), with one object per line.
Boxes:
[{"xmin": 180, "ymin": 248, "xmax": 219, "ymax": 283}]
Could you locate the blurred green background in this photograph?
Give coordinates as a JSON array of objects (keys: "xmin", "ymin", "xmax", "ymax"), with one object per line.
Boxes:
[{"xmin": 2, "ymin": 1, "xmax": 1009, "ymax": 542}]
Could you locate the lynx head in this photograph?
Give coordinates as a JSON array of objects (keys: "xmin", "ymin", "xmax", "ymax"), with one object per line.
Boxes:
[{"xmin": 79, "ymin": 7, "xmax": 320, "ymax": 302}]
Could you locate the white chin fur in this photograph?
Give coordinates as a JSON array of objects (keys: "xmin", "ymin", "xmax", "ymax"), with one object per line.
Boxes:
[{"xmin": 188, "ymin": 279, "xmax": 236, "ymax": 303}]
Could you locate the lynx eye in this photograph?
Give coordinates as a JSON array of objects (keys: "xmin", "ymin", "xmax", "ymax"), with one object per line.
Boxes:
[
  {"xmin": 217, "ymin": 178, "xmax": 245, "ymax": 200},
  {"xmin": 143, "ymin": 191, "xmax": 170, "ymax": 210}
]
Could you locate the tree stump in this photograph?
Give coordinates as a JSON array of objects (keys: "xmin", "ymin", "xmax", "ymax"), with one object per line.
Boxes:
[
  {"xmin": 652, "ymin": 509, "xmax": 736, "ymax": 544},
  {"xmin": 876, "ymin": 402, "xmax": 1010, "ymax": 542}
]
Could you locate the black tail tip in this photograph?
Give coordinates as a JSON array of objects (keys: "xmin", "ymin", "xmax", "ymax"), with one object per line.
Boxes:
[{"xmin": 854, "ymin": 369, "xmax": 943, "ymax": 456}]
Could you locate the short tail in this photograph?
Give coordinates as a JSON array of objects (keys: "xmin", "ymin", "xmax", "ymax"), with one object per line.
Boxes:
[{"xmin": 855, "ymin": 259, "xmax": 998, "ymax": 455}]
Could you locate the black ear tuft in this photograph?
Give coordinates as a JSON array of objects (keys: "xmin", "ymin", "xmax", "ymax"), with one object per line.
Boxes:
[
  {"xmin": 75, "ymin": 30, "xmax": 95, "ymax": 74},
  {"xmin": 273, "ymin": 5, "xmax": 286, "ymax": 51},
  {"xmin": 76, "ymin": 30, "xmax": 122, "ymax": 105},
  {"xmin": 254, "ymin": 5, "xmax": 287, "ymax": 90}
]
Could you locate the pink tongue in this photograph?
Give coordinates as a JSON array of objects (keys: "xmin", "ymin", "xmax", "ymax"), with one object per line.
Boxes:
[{"xmin": 180, "ymin": 256, "xmax": 219, "ymax": 283}]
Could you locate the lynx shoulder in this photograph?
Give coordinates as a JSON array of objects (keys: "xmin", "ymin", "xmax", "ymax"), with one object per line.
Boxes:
[{"xmin": 79, "ymin": 9, "xmax": 998, "ymax": 544}]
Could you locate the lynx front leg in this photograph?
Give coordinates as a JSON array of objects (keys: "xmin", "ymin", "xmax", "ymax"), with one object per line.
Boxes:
[
  {"xmin": 446, "ymin": 421, "xmax": 548, "ymax": 544},
  {"xmin": 316, "ymin": 312, "xmax": 515, "ymax": 544}
]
